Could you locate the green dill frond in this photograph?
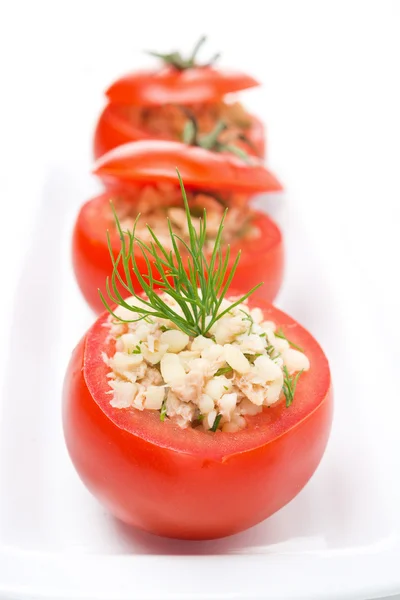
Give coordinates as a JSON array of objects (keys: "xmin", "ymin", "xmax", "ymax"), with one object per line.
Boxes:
[
  {"xmin": 275, "ymin": 328, "xmax": 304, "ymax": 352},
  {"xmin": 99, "ymin": 170, "xmax": 263, "ymax": 336},
  {"xmin": 282, "ymin": 366, "xmax": 304, "ymax": 407},
  {"xmin": 210, "ymin": 414, "xmax": 222, "ymax": 432}
]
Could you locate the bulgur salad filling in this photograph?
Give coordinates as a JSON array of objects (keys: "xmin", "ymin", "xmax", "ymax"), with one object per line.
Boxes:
[{"xmin": 104, "ymin": 294, "xmax": 310, "ymax": 432}]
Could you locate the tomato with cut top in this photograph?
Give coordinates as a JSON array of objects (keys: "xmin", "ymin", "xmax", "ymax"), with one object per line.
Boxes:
[
  {"xmin": 72, "ymin": 140, "xmax": 284, "ymax": 313},
  {"xmin": 63, "ymin": 296, "xmax": 333, "ymax": 540},
  {"xmin": 93, "ymin": 37, "xmax": 266, "ymax": 159}
]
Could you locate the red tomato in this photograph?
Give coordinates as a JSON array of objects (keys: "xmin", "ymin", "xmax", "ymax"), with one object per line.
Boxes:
[
  {"xmin": 94, "ymin": 65, "xmax": 265, "ymax": 159},
  {"xmin": 72, "ymin": 192, "xmax": 284, "ymax": 314},
  {"xmin": 73, "ymin": 140, "xmax": 284, "ymax": 313},
  {"xmin": 93, "ymin": 140, "xmax": 281, "ymax": 193},
  {"xmin": 63, "ymin": 296, "xmax": 333, "ymax": 540}
]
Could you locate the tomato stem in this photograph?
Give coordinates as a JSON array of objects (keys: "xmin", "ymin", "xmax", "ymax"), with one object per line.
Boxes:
[
  {"xmin": 189, "ymin": 35, "xmax": 207, "ymax": 64},
  {"xmin": 146, "ymin": 36, "xmax": 220, "ymax": 71}
]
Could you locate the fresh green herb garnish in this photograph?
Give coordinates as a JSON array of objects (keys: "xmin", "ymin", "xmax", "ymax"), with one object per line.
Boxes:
[
  {"xmin": 260, "ymin": 332, "xmax": 266, "ymax": 338},
  {"xmin": 160, "ymin": 397, "xmax": 168, "ymax": 421},
  {"xmin": 244, "ymin": 353, "xmax": 262, "ymax": 364},
  {"xmin": 147, "ymin": 35, "xmax": 220, "ymax": 71},
  {"xmin": 275, "ymin": 328, "xmax": 304, "ymax": 352},
  {"xmin": 223, "ymin": 386, "xmax": 229, "ymax": 391},
  {"xmin": 240, "ymin": 309, "xmax": 254, "ymax": 333},
  {"xmin": 182, "ymin": 117, "xmax": 250, "ymax": 162},
  {"xmin": 130, "ymin": 344, "xmax": 141, "ymax": 355},
  {"xmin": 159, "ymin": 325, "xmax": 170, "ymax": 332},
  {"xmin": 215, "ymin": 366, "xmax": 233, "ymax": 377},
  {"xmin": 210, "ymin": 414, "xmax": 222, "ymax": 432},
  {"xmin": 265, "ymin": 343, "xmax": 279, "ymax": 360},
  {"xmin": 100, "ymin": 171, "xmax": 263, "ymax": 338},
  {"xmin": 197, "ymin": 414, "xmax": 205, "ymax": 421},
  {"xmin": 282, "ymin": 366, "xmax": 304, "ymax": 408}
]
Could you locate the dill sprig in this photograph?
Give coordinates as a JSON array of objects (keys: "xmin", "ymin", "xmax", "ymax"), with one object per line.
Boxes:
[
  {"xmin": 182, "ymin": 116, "xmax": 251, "ymax": 162},
  {"xmin": 99, "ymin": 170, "xmax": 263, "ymax": 337},
  {"xmin": 275, "ymin": 328, "xmax": 304, "ymax": 352},
  {"xmin": 266, "ymin": 342, "xmax": 280, "ymax": 360},
  {"xmin": 215, "ymin": 366, "xmax": 233, "ymax": 377},
  {"xmin": 129, "ymin": 344, "xmax": 141, "ymax": 355},
  {"xmin": 210, "ymin": 414, "xmax": 222, "ymax": 432},
  {"xmin": 160, "ymin": 397, "xmax": 168, "ymax": 422},
  {"xmin": 240, "ymin": 309, "xmax": 254, "ymax": 333},
  {"xmin": 282, "ymin": 366, "xmax": 304, "ymax": 408},
  {"xmin": 244, "ymin": 353, "xmax": 263, "ymax": 364}
]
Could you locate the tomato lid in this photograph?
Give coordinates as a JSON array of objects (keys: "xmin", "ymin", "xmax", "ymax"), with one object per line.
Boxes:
[
  {"xmin": 106, "ymin": 38, "xmax": 259, "ymax": 106},
  {"xmin": 93, "ymin": 140, "xmax": 283, "ymax": 194},
  {"xmin": 106, "ymin": 38, "xmax": 260, "ymax": 106},
  {"xmin": 106, "ymin": 67, "xmax": 259, "ymax": 106}
]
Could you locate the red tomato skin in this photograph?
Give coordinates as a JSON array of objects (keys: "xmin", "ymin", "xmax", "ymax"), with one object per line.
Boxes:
[
  {"xmin": 72, "ymin": 194, "xmax": 284, "ymax": 314},
  {"xmin": 63, "ymin": 302, "xmax": 333, "ymax": 540},
  {"xmin": 105, "ymin": 67, "xmax": 260, "ymax": 106},
  {"xmin": 94, "ymin": 140, "xmax": 281, "ymax": 194},
  {"xmin": 94, "ymin": 104, "xmax": 266, "ymax": 160}
]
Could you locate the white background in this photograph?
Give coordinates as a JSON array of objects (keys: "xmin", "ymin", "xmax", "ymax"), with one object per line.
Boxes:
[{"xmin": 0, "ymin": 1, "xmax": 399, "ymax": 598}]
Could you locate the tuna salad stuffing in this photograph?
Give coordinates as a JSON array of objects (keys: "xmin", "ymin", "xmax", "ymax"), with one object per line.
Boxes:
[
  {"xmin": 113, "ymin": 185, "xmax": 259, "ymax": 252},
  {"xmin": 113, "ymin": 101, "xmax": 254, "ymax": 145},
  {"xmin": 104, "ymin": 294, "xmax": 310, "ymax": 433}
]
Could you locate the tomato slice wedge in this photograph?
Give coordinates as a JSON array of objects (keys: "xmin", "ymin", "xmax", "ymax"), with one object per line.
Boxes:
[
  {"xmin": 93, "ymin": 140, "xmax": 282, "ymax": 193},
  {"xmin": 106, "ymin": 67, "xmax": 259, "ymax": 106},
  {"xmin": 72, "ymin": 193, "xmax": 284, "ymax": 314},
  {"xmin": 63, "ymin": 296, "xmax": 332, "ymax": 540}
]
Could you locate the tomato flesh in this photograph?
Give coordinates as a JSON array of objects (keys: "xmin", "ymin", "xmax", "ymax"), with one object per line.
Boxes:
[
  {"xmin": 63, "ymin": 298, "xmax": 332, "ymax": 540},
  {"xmin": 72, "ymin": 192, "xmax": 284, "ymax": 314}
]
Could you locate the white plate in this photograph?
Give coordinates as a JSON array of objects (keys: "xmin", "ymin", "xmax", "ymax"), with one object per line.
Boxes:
[{"xmin": 0, "ymin": 166, "xmax": 399, "ymax": 600}]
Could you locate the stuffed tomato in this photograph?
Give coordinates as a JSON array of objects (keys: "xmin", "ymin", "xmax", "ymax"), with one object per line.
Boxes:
[
  {"xmin": 64, "ymin": 175, "xmax": 332, "ymax": 541},
  {"xmin": 73, "ymin": 138, "xmax": 284, "ymax": 314},
  {"xmin": 63, "ymin": 296, "xmax": 332, "ymax": 541},
  {"xmin": 94, "ymin": 37, "xmax": 265, "ymax": 159}
]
